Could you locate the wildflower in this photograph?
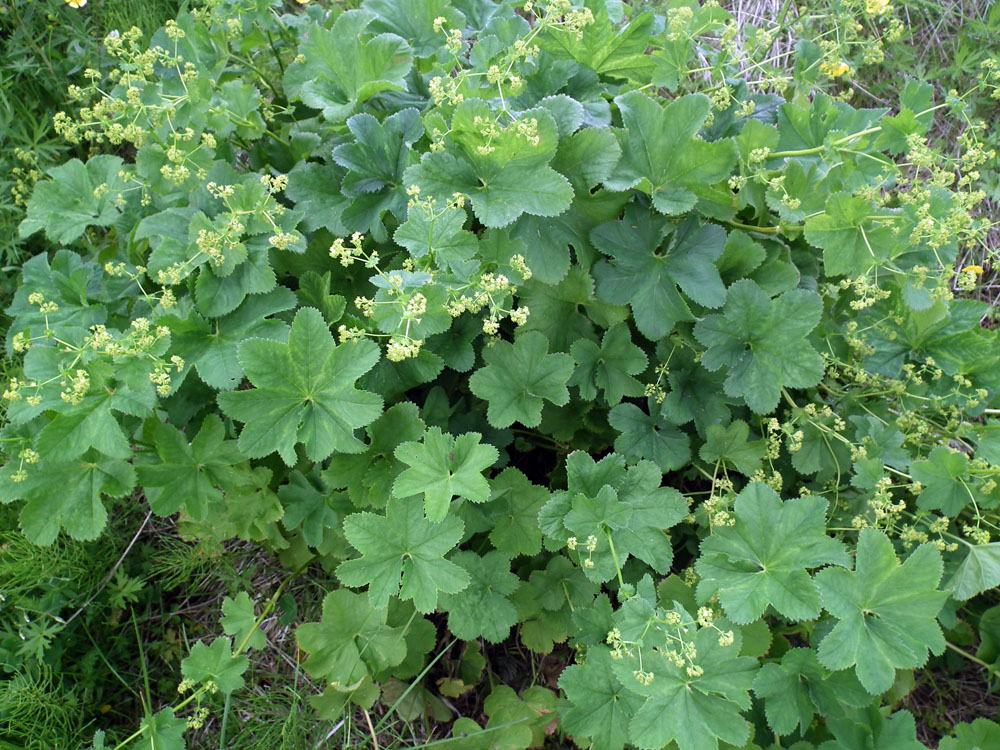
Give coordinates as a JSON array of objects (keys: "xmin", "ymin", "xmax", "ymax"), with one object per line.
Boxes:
[
  {"xmin": 60, "ymin": 370, "xmax": 90, "ymax": 405},
  {"xmin": 820, "ymin": 61, "xmax": 850, "ymax": 78},
  {"xmin": 386, "ymin": 337, "xmax": 424, "ymax": 362},
  {"xmin": 633, "ymin": 669, "xmax": 654, "ymax": 686},
  {"xmin": 186, "ymin": 707, "xmax": 210, "ymax": 730},
  {"xmin": 865, "ymin": 0, "xmax": 891, "ymax": 14},
  {"xmin": 696, "ymin": 607, "xmax": 714, "ymax": 628},
  {"xmin": 337, "ymin": 325, "xmax": 366, "ymax": 343},
  {"xmin": 405, "ymin": 293, "xmax": 427, "ymax": 318},
  {"xmin": 164, "ymin": 20, "xmax": 185, "ymax": 40},
  {"xmin": 509, "ymin": 307, "xmax": 529, "ymax": 326},
  {"xmin": 268, "ymin": 232, "xmax": 298, "ymax": 251},
  {"xmin": 510, "ymin": 254, "xmax": 532, "ymax": 280},
  {"xmin": 65, "ymin": 0, "xmax": 87, "ymax": 8},
  {"xmin": 666, "ymin": 7, "xmax": 694, "ymax": 41}
]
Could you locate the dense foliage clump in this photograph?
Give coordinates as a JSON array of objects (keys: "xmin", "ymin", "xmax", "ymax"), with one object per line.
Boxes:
[{"xmin": 3, "ymin": 0, "xmax": 1000, "ymax": 747}]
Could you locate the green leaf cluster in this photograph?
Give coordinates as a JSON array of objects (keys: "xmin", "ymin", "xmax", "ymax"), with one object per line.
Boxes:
[{"xmin": 5, "ymin": 0, "xmax": 1000, "ymax": 747}]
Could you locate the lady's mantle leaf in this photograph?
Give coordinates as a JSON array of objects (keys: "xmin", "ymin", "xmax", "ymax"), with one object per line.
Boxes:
[
  {"xmin": 403, "ymin": 100, "xmax": 572, "ymax": 228},
  {"xmin": 562, "ymin": 461, "xmax": 688, "ymax": 582},
  {"xmin": 559, "ymin": 647, "xmax": 642, "ymax": 750},
  {"xmin": 289, "ymin": 11, "xmax": 413, "ymax": 123},
  {"xmin": 36, "ymin": 392, "xmax": 132, "ymax": 462},
  {"xmin": 180, "ymin": 638, "xmax": 249, "ymax": 694},
  {"xmin": 136, "ymin": 415, "xmax": 247, "ymax": 519},
  {"xmin": 939, "ymin": 718, "xmax": 1000, "ymax": 750},
  {"xmin": 697, "ymin": 483, "xmax": 849, "ymax": 624},
  {"xmin": 539, "ymin": 0, "xmax": 655, "ymax": 81},
  {"xmin": 440, "ymin": 551, "xmax": 520, "ymax": 643},
  {"xmin": 393, "ymin": 427, "xmax": 499, "ymax": 522},
  {"xmin": 483, "ymin": 468, "xmax": 550, "ymax": 558},
  {"xmin": 694, "ymin": 280, "xmax": 824, "ymax": 414},
  {"xmin": 278, "ymin": 471, "xmax": 339, "ymax": 548},
  {"xmin": 468, "ymin": 331, "xmax": 574, "ymax": 428},
  {"xmin": 752, "ymin": 648, "xmax": 870, "ymax": 735},
  {"xmin": 165, "ymin": 286, "xmax": 296, "ymax": 390},
  {"xmin": 217, "ymin": 307, "xmax": 383, "ymax": 465},
  {"xmin": 12, "ymin": 456, "xmax": 135, "ymax": 545},
  {"xmin": 605, "ymin": 92, "xmax": 737, "ymax": 215},
  {"xmin": 394, "ymin": 203, "xmax": 478, "ymax": 269},
  {"xmin": 949, "ymin": 543, "xmax": 1000, "ymax": 601},
  {"xmin": 138, "ymin": 709, "xmax": 185, "ymax": 750},
  {"xmin": 5, "ymin": 250, "xmax": 106, "ymax": 348},
  {"xmin": 296, "ymin": 589, "xmax": 408, "ymax": 715},
  {"xmin": 910, "ymin": 446, "xmax": 979, "ymax": 517},
  {"xmin": 20, "ymin": 156, "xmax": 127, "ymax": 243},
  {"xmin": 221, "ymin": 592, "xmax": 265, "ymax": 650},
  {"xmin": 699, "ymin": 420, "xmax": 766, "ymax": 476},
  {"xmin": 591, "ymin": 210, "xmax": 727, "ymax": 340},
  {"xmin": 815, "ymin": 528, "xmax": 948, "ymax": 694},
  {"xmin": 825, "ymin": 706, "xmax": 927, "ymax": 750},
  {"xmin": 803, "ymin": 193, "xmax": 900, "ymax": 277},
  {"xmin": 608, "ymin": 403, "xmax": 691, "ymax": 473},
  {"xmin": 570, "ymin": 323, "xmax": 647, "ymax": 405},
  {"xmin": 323, "ymin": 401, "xmax": 425, "ymax": 508},
  {"xmin": 362, "ymin": 0, "xmax": 466, "ymax": 58},
  {"xmin": 612, "ymin": 625, "xmax": 757, "ymax": 750},
  {"xmin": 334, "ymin": 110, "xmax": 422, "ymax": 195},
  {"xmin": 337, "ymin": 497, "xmax": 469, "ymax": 612},
  {"xmin": 451, "ymin": 685, "xmax": 556, "ymax": 749},
  {"xmin": 333, "ymin": 109, "xmax": 423, "ymax": 233}
]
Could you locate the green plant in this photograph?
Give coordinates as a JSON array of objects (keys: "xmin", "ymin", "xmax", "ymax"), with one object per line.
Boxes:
[
  {"xmin": 0, "ymin": 0, "xmax": 181, "ymax": 287},
  {"xmin": 4, "ymin": 0, "xmax": 1000, "ymax": 748},
  {"xmin": 0, "ymin": 664, "xmax": 86, "ymax": 749}
]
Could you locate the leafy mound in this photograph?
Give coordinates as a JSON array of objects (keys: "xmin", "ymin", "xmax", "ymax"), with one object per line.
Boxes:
[{"xmin": 3, "ymin": 0, "xmax": 1000, "ymax": 748}]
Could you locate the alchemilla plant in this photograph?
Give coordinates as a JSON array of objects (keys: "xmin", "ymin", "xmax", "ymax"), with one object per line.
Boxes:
[{"xmin": 4, "ymin": 0, "xmax": 1000, "ymax": 747}]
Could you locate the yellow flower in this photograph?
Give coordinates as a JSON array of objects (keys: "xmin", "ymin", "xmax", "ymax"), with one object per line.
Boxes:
[
  {"xmin": 295, "ymin": 0, "xmax": 310, "ymax": 4},
  {"xmin": 65, "ymin": 0, "xmax": 87, "ymax": 7},
  {"xmin": 962, "ymin": 265, "xmax": 985, "ymax": 276},
  {"xmin": 866, "ymin": 0, "xmax": 891, "ymax": 15},
  {"xmin": 820, "ymin": 60, "xmax": 850, "ymax": 78}
]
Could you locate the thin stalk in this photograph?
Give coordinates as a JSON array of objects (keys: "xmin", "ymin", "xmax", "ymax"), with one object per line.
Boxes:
[{"xmin": 946, "ymin": 641, "xmax": 997, "ymax": 676}]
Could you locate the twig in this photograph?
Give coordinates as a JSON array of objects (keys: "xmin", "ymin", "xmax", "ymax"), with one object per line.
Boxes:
[
  {"xmin": 946, "ymin": 641, "xmax": 998, "ymax": 677},
  {"xmin": 363, "ymin": 708, "xmax": 381, "ymax": 750},
  {"xmin": 63, "ymin": 511, "xmax": 153, "ymax": 627}
]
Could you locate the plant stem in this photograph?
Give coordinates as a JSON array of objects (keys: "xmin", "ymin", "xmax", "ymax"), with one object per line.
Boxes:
[{"xmin": 945, "ymin": 641, "xmax": 997, "ymax": 676}]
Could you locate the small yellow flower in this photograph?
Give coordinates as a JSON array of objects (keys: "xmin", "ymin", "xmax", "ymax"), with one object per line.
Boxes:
[
  {"xmin": 295, "ymin": 0, "xmax": 310, "ymax": 4},
  {"xmin": 65, "ymin": 0, "xmax": 88, "ymax": 7},
  {"xmin": 820, "ymin": 60, "xmax": 850, "ymax": 78},
  {"xmin": 962, "ymin": 265, "xmax": 985, "ymax": 276},
  {"xmin": 866, "ymin": 0, "xmax": 891, "ymax": 15}
]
